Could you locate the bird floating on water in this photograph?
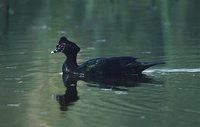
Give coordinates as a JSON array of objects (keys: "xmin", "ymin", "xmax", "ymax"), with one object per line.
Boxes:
[{"xmin": 51, "ymin": 36, "xmax": 164, "ymax": 77}]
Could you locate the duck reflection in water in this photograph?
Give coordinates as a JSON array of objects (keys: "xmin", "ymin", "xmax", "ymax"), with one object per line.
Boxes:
[
  {"xmin": 55, "ymin": 73, "xmax": 155, "ymax": 111},
  {"xmin": 81, "ymin": 74, "xmax": 154, "ymax": 89},
  {"xmin": 55, "ymin": 73, "xmax": 79, "ymax": 111}
]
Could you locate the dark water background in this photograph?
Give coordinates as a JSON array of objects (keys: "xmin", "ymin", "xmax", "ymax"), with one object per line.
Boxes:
[{"xmin": 0, "ymin": 0, "xmax": 200, "ymax": 127}]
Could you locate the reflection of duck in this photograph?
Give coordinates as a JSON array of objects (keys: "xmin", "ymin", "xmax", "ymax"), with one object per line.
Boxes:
[
  {"xmin": 51, "ymin": 36, "xmax": 164, "ymax": 76},
  {"xmin": 55, "ymin": 74, "xmax": 79, "ymax": 111},
  {"xmin": 55, "ymin": 73, "xmax": 160, "ymax": 111},
  {"xmin": 81, "ymin": 74, "xmax": 153, "ymax": 88}
]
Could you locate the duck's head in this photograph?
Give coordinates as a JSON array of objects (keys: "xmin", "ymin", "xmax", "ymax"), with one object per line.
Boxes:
[{"xmin": 51, "ymin": 36, "xmax": 80, "ymax": 56}]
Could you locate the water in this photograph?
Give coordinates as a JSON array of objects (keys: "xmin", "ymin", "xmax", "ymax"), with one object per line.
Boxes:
[{"xmin": 0, "ymin": 0, "xmax": 200, "ymax": 127}]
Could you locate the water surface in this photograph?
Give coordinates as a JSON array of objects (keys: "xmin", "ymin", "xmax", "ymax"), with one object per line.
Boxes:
[{"xmin": 0, "ymin": 1, "xmax": 200, "ymax": 127}]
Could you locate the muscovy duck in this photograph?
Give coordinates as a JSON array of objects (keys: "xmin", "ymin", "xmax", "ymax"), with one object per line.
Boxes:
[{"xmin": 51, "ymin": 36, "xmax": 164, "ymax": 76}]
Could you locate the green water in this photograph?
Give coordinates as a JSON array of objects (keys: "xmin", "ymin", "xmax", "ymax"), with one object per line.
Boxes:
[{"xmin": 0, "ymin": 0, "xmax": 200, "ymax": 127}]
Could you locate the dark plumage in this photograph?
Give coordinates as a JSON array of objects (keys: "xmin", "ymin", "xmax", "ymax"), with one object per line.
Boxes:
[{"xmin": 51, "ymin": 36, "xmax": 164, "ymax": 76}]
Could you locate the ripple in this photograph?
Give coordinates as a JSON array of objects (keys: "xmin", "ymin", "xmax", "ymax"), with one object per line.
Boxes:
[
  {"xmin": 144, "ymin": 68, "xmax": 200, "ymax": 73},
  {"xmin": 7, "ymin": 103, "xmax": 21, "ymax": 107},
  {"xmin": 14, "ymin": 90, "xmax": 25, "ymax": 93},
  {"xmin": 183, "ymin": 109, "xmax": 200, "ymax": 114},
  {"xmin": 114, "ymin": 91, "xmax": 128, "ymax": 95},
  {"xmin": 57, "ymin": 30, "xmax": 67, "ymax": 34},
  {"xmin": 5, "ymin": 66, "xmax": 17, "ymax": 69},
  {"xmin": 40, "ymin": 112, "xmax": 49, "ymax": 116}
]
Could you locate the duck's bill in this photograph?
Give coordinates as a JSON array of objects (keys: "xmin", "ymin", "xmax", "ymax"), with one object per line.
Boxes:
[
  {"xmin": 51, "ymin": 43, "xmax": 66, "ymax": 54},
  {"xmin": 51, "ymin": 49, "xmax": 60, "ymax": 54}
]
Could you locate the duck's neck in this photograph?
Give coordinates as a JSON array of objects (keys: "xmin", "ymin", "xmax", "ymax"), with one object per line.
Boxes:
[{"xmin": 63, "ymin": 54, "xmax": 78, "ymax": 73}]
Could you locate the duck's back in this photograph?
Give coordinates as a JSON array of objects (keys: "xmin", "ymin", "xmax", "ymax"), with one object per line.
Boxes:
[{"xmin": 77, "ymin": 56, "xmax": 138, "ymax": 75}]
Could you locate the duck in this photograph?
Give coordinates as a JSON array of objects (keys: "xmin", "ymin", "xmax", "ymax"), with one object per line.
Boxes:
[{"xmin": 51, "ymin": 36, "xmax": 164, "ymax": 76}]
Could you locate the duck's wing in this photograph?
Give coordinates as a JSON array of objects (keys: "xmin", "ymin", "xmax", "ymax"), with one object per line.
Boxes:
[
  {"xmin": 78, "ymin": 56, "xmax": 137, "ymax": 69},
  {"xmin": 108, "ymin": 56, "xmax": 137, "ymax": 68},
  {"xmin": 77, "ymin": 58, "xmax": 107, "ymax": 73},
  {"xmin": 77, "ymin": 56, "xmax": 137, "ymax": 75}
]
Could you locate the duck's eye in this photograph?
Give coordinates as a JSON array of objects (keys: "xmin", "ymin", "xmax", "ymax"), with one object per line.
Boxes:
[{"xmin": 60, "ymin": 43, "xmax": 65, "ymax": 49}]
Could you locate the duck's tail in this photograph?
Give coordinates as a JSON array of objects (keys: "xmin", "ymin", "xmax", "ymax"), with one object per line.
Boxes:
[
  {"xmin": 140, "ymin": 61, "xmax": 165, "ymax": 71},
  {"xmin": 125, "ymin": 61, "xmax": 165, "ymax": 74}
]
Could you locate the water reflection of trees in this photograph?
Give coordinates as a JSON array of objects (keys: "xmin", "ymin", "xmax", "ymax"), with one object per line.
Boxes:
[
  {"xmin": 1, "ymin": 0, "xmax": 200, "ymax": 47},
  {"xmin": 0, "ymin": 0, "xmax": 9, "ymax": 35},
  {"xmin": 0, "ymin": 1, "xmax": 199, "ymax": 71},
  {"xmin": 49, "ymin": 0, "xmax": 200, "ymax": 61}
]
